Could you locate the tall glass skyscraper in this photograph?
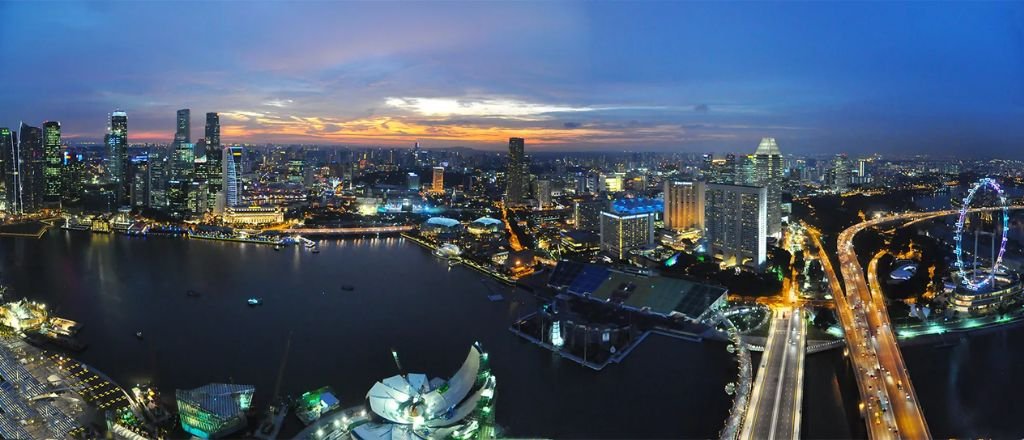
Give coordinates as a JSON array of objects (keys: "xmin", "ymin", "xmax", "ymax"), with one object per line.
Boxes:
[
  {"xmin": 175, "ymin": 109, "xmax": 191, "ymax": 145},
  {"xmin": 753, "ymin": 137, "xmax": 783, "ymax": 237},
  {"xmin": 42, "ymin": 121, "xmax": 61, "ymax": 201},
  {"xmin": 223, "ymin": 145, "xmax": 243, "ymax": 207},
  {"xmin": 148, "ymin": 147, "xmax": 168, "ymax": 208},
  {"xmin": 19, "ymin": 122, "xmax": 45, "ymax": 212},
  {"xmin": 1, "ymin": 128, "xmax": 19, "ymax": 215},
  {"xmin": 505, "ymin": 137, "xmax": 528, "ymax": 205},
  {"xmin": 204, "ymin": 112, "xmax": 222, "ymax": 209},
  {"xmin": 107, "ymin": 110, "xmax": 129, "ymax": 207}
]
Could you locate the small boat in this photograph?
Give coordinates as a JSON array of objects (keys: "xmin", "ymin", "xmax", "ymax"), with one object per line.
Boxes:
[
  {"xmin": 248, "ymin": 297, "xmax": 263, "ymax": 306},
  {"xmin": 273, "ymin": 246, "xmax": 281, "ymax": 252},
  {"xmin": 186, "ymin": 290, "xmax": 200, "ymax": 297},
  {"xmin": 311, "ymin": 248, "xmax": 320, "ymax": 254},
  {"xmin": 341, "ymin": 285, "xmax": 355, "ymax": 292},
  {"xmin": 136, "ymin": 331, "xmax": 144, "ymax": 339}
]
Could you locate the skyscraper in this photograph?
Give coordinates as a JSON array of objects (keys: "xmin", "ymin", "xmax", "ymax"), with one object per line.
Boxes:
[
  {"xmin": 704, "ymin": 183, "xmax": 767, "ymax": 269},
  {"xmin": 107, "ymin": 110, "xmax": 129, "ymax": 207},
  {"xmin": 663, "ymin": 180, "xmax": 705, "ymax": 232},
  {"xmin": 431, "ymin": 166, "xmax": 444, "ymax": 194},
  {"xmin": 61, "ymin": 149, "xmax": 84, "ymax": 204},
  {"xmin": 831, "ymin": 154, "xmax": 851, "ymax": 192},
  {"xmin": 204, "ymin": 112, "xmax": 222, "ymax": 208},
  {"xmin": 42, "ymin": 121, "xmax": 61, "ymax": 201},
  {"xmin": 754, "ymin": 137, "xmax": 783, "ymax": 236},
  {"xmin": 175, "ymin": 109, "xmax": 191, "ymax": 145},
  {"xmin": 130, "ymin": 158, "xmax": 149, "ymax": 208},
  {"xmin": 599, "ymin": 211, "xmax": 655, "ymax": 260},
  {"xmin": 223, "ymin": 145, "xmax": 243, "ymax": 207},
  {"xmin": 505, "ymin": 137, "xmax": 528, "ymax": 205},
  {"xmin": 0, "ymin": 128, "xmax": 19, "ymax": 215},
  {"xmin": 573, "ymin": 199, "xmax": 605, "ymax": 232},
  {"xmin": 148, "ymin": 147, "xmax": 168, "ymax": 208},
  {"xmin": 406, "ymin": 172, "xmax": 420, "ymax": 191},
  {"xmin": 18, "ymin": 122, "xmax": 45, "ymax": 212},
  {"xmin": 535, "ymin": 179, "xmax": 552, "ymax": 207}
]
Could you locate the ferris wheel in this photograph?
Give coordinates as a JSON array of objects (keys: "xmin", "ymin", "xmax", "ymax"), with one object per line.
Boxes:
[{"xmin": 953, "ymin": 177, "xmax": 1009, "ymax": 291}]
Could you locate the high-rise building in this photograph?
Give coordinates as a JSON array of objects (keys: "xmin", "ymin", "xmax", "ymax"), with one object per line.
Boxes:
[
  {"xmin": 599, "ymin": 211, "xmax": 655, "ymax": 260},
  {"xmin": 1, "ymin": 128, "xmax": 19, "ymax": 215},
  {"xmin": 573, "ymin": 199, "xmax": 605, "ymax": 231},
  {"xmin": 734, "ymin": 154, "xmax": 756, "ymax": 186},
  {"xmin": 406, "ymin": 172, "xmax": 420, "ymax": 191},
  {"xmin": 18, "ymin": 123, "xmax": 45, "ymax": 213},
  {"xmin": 148, "ymin": 147, "xmax": 168, "ymax": 208},
  {"xmin": 42, "ymin": 121, "xmax": 61, "ymax": 201},
  {"xmin": 431, "ymin": 166, "xmax": 445, "ymax": 193},
  {"xmin": 705, "ymin": 183, "xmax": 767, "ymax": 269},
  {"xmin": 130, "ymin": 158, "xmax": 149, "ymax": 208},
  {"xmin": 535, "ymin": 179, "xmax": 552, "ymax": 207},
  {"xmin": 663, "ymin": 180, "xmax": 705, "ymax": 232},
  {"xmin": 167, "ymin": 179, "xmax": 189, "ymax": 218},
  {"xmin": 204, "ymin": 113, "xmax": 222, "ymax": 208},
  {"xmin": 831, "ymin": 154, "xmax": 851, "ymax": 192},
  {"xmin": 857, "ymin": 158, "xmax": 868, "ymax": 177},
  {"xmin": 176, "ymin": 383, "xmax": 255, "ymax": 439},
  {"xmin": 223, "ymin": 145, "xmax": 243, "ymax": 207},
  {"xmin": 754, "ymin": 137, "xmax": 783, "ymax": 236},
  {"xmin": 505, "ymin": 137, "xmax": 528, "ymax": 205},
  {"xmin": 107, "ymin": 110, "xmax": 129, "ymax": 207},
  {"xmin": 172, "ymin": 143, "xmax": 195, "ymax": 182},
  {"xmin": 175, "ymin": 109, "xmax": 191, "ymax": 145},
  {"xmin": 61, "ymin": 149, "xmax": 84, "ymax": 204}
]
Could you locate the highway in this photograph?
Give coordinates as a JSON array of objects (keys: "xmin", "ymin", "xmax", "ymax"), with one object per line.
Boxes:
[
  {"xmin": 812, "ymin": 209, "xmax": 963, "ymax": 438},
  {"xmin": 740, "ymin": 308, "xmax": 805, "ymax": 440}
]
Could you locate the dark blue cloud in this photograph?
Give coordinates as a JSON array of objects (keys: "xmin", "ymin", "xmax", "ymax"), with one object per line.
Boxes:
[{"xmin": 0, "ymin": 1, "xmax": 1021, "ymax": 155}]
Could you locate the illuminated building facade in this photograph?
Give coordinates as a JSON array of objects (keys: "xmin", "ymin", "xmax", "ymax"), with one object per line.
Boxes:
[
  {"xmin": 432, "ymin": 166, "xmax": 444, "ymax": 193},
  {"xmin": 406, "ymin": 172, "xmax": 419, "ymax": 190},
  {"xmin": 42, "ymin": 121, "xmax": 61, "ymax": 201},
  {"xmin": 107, "ymin": 110, "xmax": 129, "ymax": 206},
  {"xmin": 222, "ymin": 206, "xmax": 284, "ymax": 225},
  {"xmin": 175, "ymin": 109, "xmax": 191, "ymax": 145},
  {"xmin": 573, "ymin": 199, "xmax": 605, "ymax": 232},
  {"xmin": 148, "ymin": 147, "xmax": 168, "ymax": 208},
  {"xmin": 535, "ymin": 179, "xmax": 552, "ymax": 207},
  {"xmin": 18, "ymin": 123, "xmax": 44, "ymax": 213},
  {"xmin": 704, "ymin": 183, "xmax": 767, "ymax": 269},
  {"xmin": 505, "ymin": 137, "xmax": 528, "ymax": 205},
  {"xmin": 599, "ymin": 211, "xmax": 655, "ymax": 260},
  {"xmin": 663, "ymin": 180, "xmax": 704, "ymax": 232},
  {"xmin": 204, "ymin": 112, "xmax": 223, "ymax": 209},
  {"xmin": 1, "ymin": 128, "xmax": 20, "ymax": 215},
  {"xmin": 176, "ymin": 383, "xmax": 254, "ymax": 439},
  {"xmin": 753, "ymin": 137, "xmax": 783, "ymax": 237},
  {"xmin": 356, "ymin": 343, "xmax": 496, "ymax": 440},
  {"xmin": 223, "ymin": 146, "xmax": 243, "ymax": 207}
]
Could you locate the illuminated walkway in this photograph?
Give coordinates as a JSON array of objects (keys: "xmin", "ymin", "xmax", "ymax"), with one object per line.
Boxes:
[{"xmin": 286, "ymin": 225, "xmax": 415, "ymax": 236}]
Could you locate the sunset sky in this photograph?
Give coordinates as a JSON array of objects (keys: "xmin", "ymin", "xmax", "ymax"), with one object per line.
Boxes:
[{"xmin": 1, "ymin": 1, "xmax": 1022, "ymax": 154}]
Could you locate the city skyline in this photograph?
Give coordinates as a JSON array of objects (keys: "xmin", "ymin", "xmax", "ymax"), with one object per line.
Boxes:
[{"xmin": 2, "ymin": 2, "xmax": 1023, "ymax": 154}]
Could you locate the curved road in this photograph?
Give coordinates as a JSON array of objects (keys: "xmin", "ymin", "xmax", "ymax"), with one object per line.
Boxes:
[{"xmin": 820, "ymin": 205, "xmax": 1024, "ymax": 439}]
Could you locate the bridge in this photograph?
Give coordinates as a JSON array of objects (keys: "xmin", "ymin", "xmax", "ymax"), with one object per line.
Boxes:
[
  {"xmin": 739, "ymin": 223, "xmax": 807, "ymax": 440},
  {"xmin": 740, "ymin": 307, "xmax": 805, "ymax": 440}
]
